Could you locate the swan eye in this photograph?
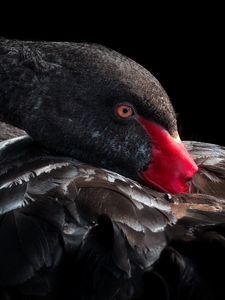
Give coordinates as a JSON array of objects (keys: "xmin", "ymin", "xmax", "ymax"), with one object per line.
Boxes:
[{"xmin": 115, "ymin": 104, "xmax": 134, "ymax": 119}]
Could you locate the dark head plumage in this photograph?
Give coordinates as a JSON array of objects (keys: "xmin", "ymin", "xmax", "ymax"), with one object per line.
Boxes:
[{"xmin": 0, "ymin": 38, "xmax": 176, "ymax": 179}]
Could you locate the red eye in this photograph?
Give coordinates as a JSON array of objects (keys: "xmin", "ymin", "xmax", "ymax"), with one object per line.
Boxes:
[{"xmin": 115, "ymin": 104, "xmax": 134, "ymax": 119}]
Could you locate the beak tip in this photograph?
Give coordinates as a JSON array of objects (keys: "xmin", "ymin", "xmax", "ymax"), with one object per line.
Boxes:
[{"xmin": 172, "ymin": 131, "xmax": 182, "ymax": 143}]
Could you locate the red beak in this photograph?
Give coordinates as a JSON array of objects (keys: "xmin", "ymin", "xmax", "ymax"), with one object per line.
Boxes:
[{"xmin": 138, "ymin": 117, "xmax": 198, "ymax": 194}]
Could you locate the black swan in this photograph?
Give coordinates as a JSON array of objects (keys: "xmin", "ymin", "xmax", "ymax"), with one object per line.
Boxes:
[{"xmin": 0, "ymin": 38, "xmax": 225, "ymax": 300}]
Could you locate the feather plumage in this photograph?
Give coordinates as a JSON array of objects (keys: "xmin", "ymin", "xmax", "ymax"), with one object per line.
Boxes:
[{"xmin": 1, "ymin": 136, "xmax": 225, "ymax": 299}]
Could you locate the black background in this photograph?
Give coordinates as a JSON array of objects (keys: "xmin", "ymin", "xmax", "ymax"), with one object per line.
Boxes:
[{"xmin": 0, "ymin": 7, "xmax": 224, "ymax": 145}]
